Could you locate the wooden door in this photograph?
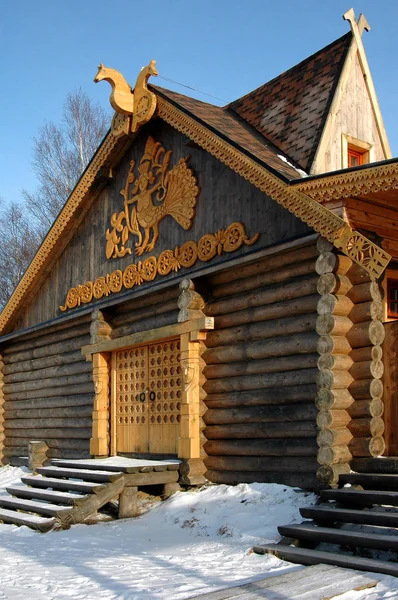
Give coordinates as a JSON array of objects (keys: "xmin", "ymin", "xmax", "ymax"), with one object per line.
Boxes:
[
  {"xmin": 383, "ymin": 321, "xmax": 398, "ymax": 455},
  {"xmin": 113, "ymin": 339, "xmax": 182, "ymax": 454}
]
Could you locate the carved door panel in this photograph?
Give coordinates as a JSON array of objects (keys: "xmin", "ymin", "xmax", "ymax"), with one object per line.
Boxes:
[{"xmin": 114, "ymin": 340, "xmax": 182, "ymax": 454}]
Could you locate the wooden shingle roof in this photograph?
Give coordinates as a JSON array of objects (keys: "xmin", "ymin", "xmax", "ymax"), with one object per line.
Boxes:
[{"xmin": 227, "ymin": 32, "xmax": 352, "ymax": 172}]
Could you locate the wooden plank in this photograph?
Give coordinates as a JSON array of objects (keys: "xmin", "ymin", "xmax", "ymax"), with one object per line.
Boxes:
[
  {"xmin": 52, "ymin": 458, "xmax": 181, "ymax": 472},
  {"xmin": 254, "ymin": 543, "xmax": 398, "ymax": 577},
  {"xmin": 300, "ymin": 506, "xmax": 398, "ymax": 528},
  {"xmin": 0, "ymin": 495, "xmax": 72, "ymax": 518},
  {"xmin": 189, "ymin": 564, "xmax": 378, "ymax": 599},
  {"xmin": 0, "ymin": 507, "xmax": 56, "ymax": 532},
  {"xmin": 124, "ymin": 470, "xmax": 179, "ymax": 486},
  {"xmin": 321, "ymin": 488, "xmax": 398, "ymax": 506},
  {"xmin": 20, "ymin": 475, "xmax": 104, "ymax": 494},
  {"xmin": 36, "ymin": 466, "xmax": 124, "ymax": 483},
  {"xmin": 339, "ymin": 473, "xmax": 398, "ymax": 489}
]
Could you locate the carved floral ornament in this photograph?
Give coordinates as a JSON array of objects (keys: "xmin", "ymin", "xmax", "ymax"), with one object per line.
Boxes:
[
  {"xmin": 60, "ymin": 222, "xmax": 259, "ymax": 311},
  {"xmin": 106, "ymin": 136, "xmax": 199, "ymax": 259}
]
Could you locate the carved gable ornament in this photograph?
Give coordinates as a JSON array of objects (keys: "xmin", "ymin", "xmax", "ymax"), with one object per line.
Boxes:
[{"xmin": 106, "ymin": 136, "xmax": 199, "ymax": 259}]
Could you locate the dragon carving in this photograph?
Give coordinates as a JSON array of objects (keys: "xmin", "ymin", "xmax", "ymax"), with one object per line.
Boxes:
[{"xmin": 106, "ymin": 137, "xmax": 200, "ymax": 258}]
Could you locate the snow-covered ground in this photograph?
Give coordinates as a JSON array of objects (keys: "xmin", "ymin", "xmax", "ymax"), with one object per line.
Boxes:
[{"xmin": 0, "ymin": 465, "xmax": 397, "ymax": 599}]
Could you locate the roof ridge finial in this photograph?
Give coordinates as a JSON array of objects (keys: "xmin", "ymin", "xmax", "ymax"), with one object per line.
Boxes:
[{"xmin": 343, "ymin": 8, "xmax": 371, "ymax": 37}]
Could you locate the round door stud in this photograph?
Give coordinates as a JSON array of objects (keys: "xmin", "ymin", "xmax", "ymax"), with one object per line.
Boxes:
[
  {"xmin": 139, "ymin": 392, "xmax": 146, "ymax": 402},
  {"xmin": 149, "ymin": 391, "xmax": 156, "ymax": 401}
]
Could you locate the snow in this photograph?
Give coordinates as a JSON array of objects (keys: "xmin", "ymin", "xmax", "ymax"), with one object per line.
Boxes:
[
  {"xmin": 277, "ymin": 154, "xmax": 308, "ymax": 178},
  {"xmin": 0, "ymin": 466, "xmax": 396, "ymax": 599}
]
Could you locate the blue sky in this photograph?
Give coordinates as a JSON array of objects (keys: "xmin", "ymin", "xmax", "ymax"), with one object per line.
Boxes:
[{"xmin": 1, "ymin": 1, "xmax": 397, "ymax": 204}]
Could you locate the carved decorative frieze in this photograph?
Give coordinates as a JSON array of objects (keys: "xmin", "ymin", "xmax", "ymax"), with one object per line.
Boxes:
[
  {"xmin": 106, "ymin": 136, "xmax": 199, "ymax": 258},
  {"xmin": 60, "ymin": 222, "xmax": 259, "ymax": 311}
]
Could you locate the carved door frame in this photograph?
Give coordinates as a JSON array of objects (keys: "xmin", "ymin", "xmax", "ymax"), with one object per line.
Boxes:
[{"xmin": 83, "ymin": 316, "xmax": 213, "ymax": 463}]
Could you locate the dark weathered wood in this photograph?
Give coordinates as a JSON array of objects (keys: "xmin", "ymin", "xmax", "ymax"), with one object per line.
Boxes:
[
  {"xmin": 204, "ymin": 354, "xmax": 318, "ymax": 379},
  {"xmin": 36, "ymin": 466, "xmax": 123, "ymax": 483},
  {"xmin": 340, "ymin": 472, "xmax": 398, "ymax": 490},
  {"xmin": 3, "ymin": 326, "xmax": 90, "ymax": 356},
  {"xmin": 0, "ymin": 507, "xmax": 55, "ymax": 532},
  {"xmin": 204, "ymin": 385, "xmax": 317, "ymax": 408},
  {"xmin": 21, "ymin": 475, "xmax": 104, "ymax": 494},
  {"xmin": 2, "ymin": 336, "xmax": 89, "ymax": 365},
  {"xmin": 5, "ymin": 417, "xmax": 92, "ymax": 429},
  {"xmin": 0, "ymin": 495, "xmax": 72, "ymax": 518},
  {"xmin": 118, "ymin": 485, "xmax": 138, "ymax": 518},
  {"xmin": 204, "ymin": 403, "xmax": 317, "ymax": 425},
  {"xmin": 3, "ymin": 373, "xmax": 92, "ymax": 395},
  {"xmin": 204, "ymin": 439, "xmax": 317, "ymax": 456},
  {"xmin": 206, "ymin": 469, "xmax": 317, "ymax": 488},
  {"xmin": 321, "ymin": 488, "xmax": 398, "ymax": 506},
  {"xmin": 59, "ymin": 477, "xmax": 125, "ymax": 526},
  {"xmin": 203, "ymin": 368, "xmax": 318, "ymax": 394},
  {"xmin": 4, "ymin": 405, "xmax": 93, "ymax": 421},
  {"xmin": 3, "ymin": 350, "xmax": 85, "ymax": 376},
  {"xmin": 300, "ymin": 505, "xmax": 398, "ymax": 528},
  {"xmin": 351, "ymin": 457, "xmax": 398, "ymax": 474},
  {"xmin": 4, "ymin": 383, "xmax": 94, "ymax": 402},
  {"xmin": 4, "ymin": 361, "xmax": 92, "ymax": 385},
  {"xmin": 347, "ymin": 320, "xmax": 385, "ymax": 348},
  {"xmin": 253, "ymin": 544, "xmax": 398, "ymax": 578},
  {"xmin": 3, "ymin": 427, "xmax": 92, "ymax": 438},
  {"xmin": 4, "ymin": 394, "xmax": 93, "ymax": 412},
  {"xmin": 204, "ymin": 421, "xmax": 317, "ymax": 439},
  {"xmin": 112, "ymin": 311, "xmax": 178, "ymax": 339},
  {"xmin": 347, "ymin": 398, "xmax": 384, "ymax": 418},
  {"xmin": 349, "ymin": 301, "xmax": 383, "ymax": 324},
  {"xmin": 205, "ymin": 455, "xmax": 318, "ymax": 472},
  {"xmin": 6, "ymin": 485, "xmax": 87, "ymax": 505}
]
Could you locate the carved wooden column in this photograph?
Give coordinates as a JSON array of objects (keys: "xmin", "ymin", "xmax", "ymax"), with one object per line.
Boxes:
[
  {"xmin": 177, "ymin": 279, "xmax": 212, "ymax": 485},
  {"xmin": 89, "ymin": 309, "xmax": 112, "ymax": 457},
  {"xmin": 0, "ymin": 354, "xmax": 4, "ymax": 464}
]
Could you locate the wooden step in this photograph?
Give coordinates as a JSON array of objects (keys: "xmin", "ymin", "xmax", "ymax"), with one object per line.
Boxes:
[
  {"xmin": 253, "ymin": 544, "xmax": 398, "ymax": 577},
  {"xmin": 7, "ymin": 485, "xmax": 88, "ymax": 505},
  {"xmin": 321, "ymin": 488, "xmax": 398, "ymax": 507},
  {"xmin": 0, "ymin": 507, "xmax": 55, "ymax": 532},
  {"xmin": 21, "ymin": 475, "xmax": 104, "ymax": 494},
  {"xmin": 52, "ymin": 458, "xmax": 180, "ymax": 473},
  {"xmin": 351, "ymin": 458, "xmax": 398, "ymax": 475},
  {"xmin": 36, "ymin": 466, "xmax": 123, "ymax": 483},
  {"xmin": 0, "ymin": 495, "xmax": 72, "ymax": 518},
  {"xmin": 340, "ymin": 473, "xmax": 398, "ymax": 490},
  {"xmin": 300, "ymin": 506, "xmax": 398, "ymax": 528},
  {"xmin": 278, "ymin": 522, "xmax": 398, "ymax": 552}
]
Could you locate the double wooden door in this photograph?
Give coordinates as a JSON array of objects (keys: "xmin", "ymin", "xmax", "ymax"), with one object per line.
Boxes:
[{"xmin": 113, "ymin": 339, "xmax": 182, "ymax": 454}]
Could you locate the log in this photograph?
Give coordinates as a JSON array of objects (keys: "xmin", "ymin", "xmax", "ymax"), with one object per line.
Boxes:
[
  {"xmin": 347, "ymin": 399, "xmax": 384, "ymax": 419},
  {"xmin": 317, "ymin": 427, "xmax": 352, "ymax": 447},
  {"xmin": 2, "ymin": 314, "xmax": 91, "ymax": 344},
  {"xmin": 350, "ymin": 345, "xmax": 382, "ymax": 362},
  {"xmin": 349, "ymin": 436, "xmax": 385, "ymax": 458},
  {"xmin": 2, "ymin": 335, "xmax": 90, "ymax": 365},
  {"xmin": 209, "ymin": 243, "xmax": 318, "ymax": 286},
  {"xmin": 317, "ymin": 369, "xmax": 354, "ymax": 390},
  {"xmin": 3, "ymin": 325, "xmax": 90, "ymax": 355},
  {"xmin": 316, "ymin": 410, "xmax": 351, "ymax": 429},
  {"xmin": 205, "ymin": 455, "xmax": 318, "ymax": 472},
  {"xmin": 317, "ymin": 335, "xmax": 352, "ymax": 355},
  {"xmin": 203, "ymin": 368, "xmax": 319, "ymax": 394},
  {"xmin": 316, "ymin": 237, "xmax": 333, "ymax": 253},
  {"xmin": 111, "ymin": 285, "xmax": 179, "ymax": 316},
  {"xmin": 204, "ymin": 384, "xmax": 317, "ymax": 408},
  {"xmin": 2, "ymin": 428, "xmax": 92, "ymax": 439},
  {"xmin": 316, "ymin": 315, "xmax": 352, "ymax": 336},
  {"xmin": 206, "ymin": 469, "xmax": 318, "ymax": 489},
  {"xmin": 204, "ymin": 354, "xmax": 318, "ymax": 380},
  {"xmin": 4, "ymin": 395, "xmax": 94, "ymax": 412},
  {"xmin": 3, "ymin": 372, "xmax": 93, "ymax": 395},
  {"xmin": 317, "ymin": 354, "xmax": 353, "ymax": 371},
  {"xmin": 317, "ymin": 295, "xmax": 353, "ymax": 317},
  {"xmin": 4, "ymin": 437, "xmax": 89, "ymax": 450},
  {"xmin": 118, "ymin": 486, "xmax": 138, "ymax": 518},
  {"xmin": 203, "ymin": 403, "xmax": 317, "ymax": 425},
  {"xmin": 346, "ymin": 321, "xmax": 385, "ymax": 348},
  {"xmin": 204, "ymin": 421, "xmax": 317, "ymax": 440},
  {"xmin": 317, "ymin": 274, "xmax": 352, "ymax": 296},
  {"xmin": 349, "ymin": 416, "xmax": 385, "ymax": 438},
  {"xmin": 349, "ymin": 378, "xmax": 383, "ymax": 400},
  {"xmin": 212, "ymin": 295, "xmax": 319, "ymax": 330},
  {"xmin": 111, "ymin": 298, "xmax": 178, "ymax": 328},
  {"xmin": 317, "ymin": 445, "xmax": 352, "ymax": 465},
  {"xmin": 347, "ymin": 281, "xmax": 382, "ymax": 304},
  {"xmin": 347, "ymin": 264, "xmax": 371, "ymax": 285},
  {"xmin": 4, "ymin": 361, "xmax": 92, "ymax": 385},
  {"xmin": 212, "ymin": 260, "xmax": 316, "ymax": 299},
  {"xmin": 5, "ymin": 417, "xmax": 92, "ymax": 429},
  {"xmin": 2, "ymin": 350, "xmax": 85, "ymax": 376},
  {"xmin": 349, "ymin": 360, "xmax": 384, "ymax": 380},
  {"xmin": 205, "ymin": 314, "xmax": 318, "ymax": 348},
  {"xmin": 4, "ymin": 383, "xmax": 94, "ymax": 402},
  {"xmin": 206, "ymin": 276, "xmax": 318, "ymax": 317},
  {"xmin": 349, "ymin": 301, "xmax": 383, "ymax": 324},
  {"xmin": 317, "ymin": 463, "xmax": 351, "ymax": 487},
  {"xmin": 203, "ymin": 333, "xmax": 318, "ymax": 364},
  {"xmin": 315, "ymin": 388, "xmax": 354, "ymax": 410},
  {"xmin": 203, "ymin": 438, "xmax": 318, "ymax": 457},
  {"xmin": 315, "ymin": 252, "xmax": 338, "ymax": 275},
  {"xmin": 112, "ymin": 311, "xmax": 177, "ymax": 339},
  {"xmin": 4, "ymin": 405, "xmax": 93, "ymax": 421}
]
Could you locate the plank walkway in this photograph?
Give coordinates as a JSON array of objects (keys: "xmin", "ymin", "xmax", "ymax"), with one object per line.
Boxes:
[{"xmin": 190, "ymin": 564, "xmax": 378, "ymax": 599}]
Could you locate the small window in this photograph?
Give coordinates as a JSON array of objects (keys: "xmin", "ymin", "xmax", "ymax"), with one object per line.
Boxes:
[
  {"xmin": 348, "ymin": 147, "xmax": 365, "ymax": 168},
  {"xmin": 387, "ymin": 279, "xmax": 398, "ymax": 318}
]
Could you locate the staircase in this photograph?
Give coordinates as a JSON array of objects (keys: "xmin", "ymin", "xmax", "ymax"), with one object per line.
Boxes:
[
  {"xmin": 254, "ymin": 458, "xmax": 398, "ymax": 577},
  {"xmin": 0, "ymin": 458, "xmax": 180, "ymax": 532}
]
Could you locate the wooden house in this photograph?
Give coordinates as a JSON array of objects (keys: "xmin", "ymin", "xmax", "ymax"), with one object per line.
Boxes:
[{"xmin": 0, "ymin": 9, "xmax": 397, "ymax": 491}]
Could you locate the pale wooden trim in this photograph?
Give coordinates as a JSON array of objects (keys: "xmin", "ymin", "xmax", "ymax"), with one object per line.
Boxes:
[
  {"xmin": 110, "ymin": 352, "xmax": 117, "ymax": 456},
  {"xmin": 90, "ymin": 352, "xmax": 110, "ymax": 457},
  {"xmin": 82, "ymin": 317, "xmax": 214, "ymax": 358},
  {"xmin": 341, "ymin": 134, "xmax": 373, "ymax": 169}
]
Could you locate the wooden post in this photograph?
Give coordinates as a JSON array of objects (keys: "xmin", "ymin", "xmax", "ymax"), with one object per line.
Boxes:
[
  {"xmin": 177, "ymin": 279, "xmax": 212, "ymax": 485},
  {"xmin": 118, "ymin": 485, "xmax": 138, "ymax": 518},
  {"xmin": 0, "ymin": 355, "xmax": 5, "ymax": 464},
  {"xmin": 28, "ymin": 440, "xmax": 49, "ymax": 472},
  {"xmin": 90, "ymin": 352, "xmax": 110, "ymax": 457}
]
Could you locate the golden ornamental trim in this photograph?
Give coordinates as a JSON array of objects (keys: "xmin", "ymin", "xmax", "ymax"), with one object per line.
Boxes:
[
  {"xmin": 106, "ymin": 136, "xmax": 199, "ymax": 258},
  {"xmin": 60, "ymin": 222, "xmax": 259, "ymax": 311},
  {"xmin": 155, "ymin": 96, "xmax": 391, "ymax": 278},
  {"xmin": 292, "ymin": 162, "xmax": 398, "ymax": 202},
  {"xmin": 0, "ymin": 131, "xmax": 120, "ymax": 334}
]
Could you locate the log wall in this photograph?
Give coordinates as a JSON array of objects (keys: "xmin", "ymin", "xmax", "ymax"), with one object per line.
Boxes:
[
  {"xmin": 1, "ymin": 316, "xmax": 93, "ymax": 463},
  {"xmin": 315, "ymin": 237, "xmax": 385, "ymax": 487},
  {"xmin": 202, "ymin": 239, "xmax": 320, "ymax": 489}
]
